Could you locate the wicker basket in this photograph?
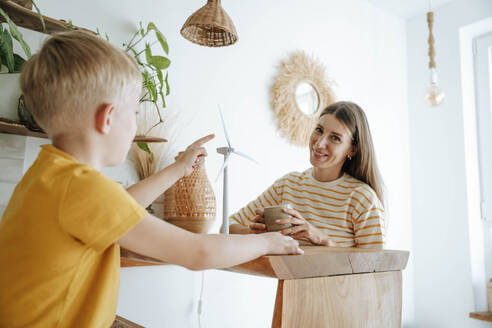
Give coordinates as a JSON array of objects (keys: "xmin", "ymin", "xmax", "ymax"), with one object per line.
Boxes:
[
  {"xmin": 180, "ymin": 0, "xmax": 238, "ymax": 47},
  {"xmin": 163, "ymin": 160, "xmax": 216, "ymax": 233}
]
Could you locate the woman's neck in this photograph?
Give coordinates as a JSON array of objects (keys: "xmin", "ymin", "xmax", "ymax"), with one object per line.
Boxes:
[{"xmin": 312, "ymin": 167, "xmax": 344, "ymax": 182}]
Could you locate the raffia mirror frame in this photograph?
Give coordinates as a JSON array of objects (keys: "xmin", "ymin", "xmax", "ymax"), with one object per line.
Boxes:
[{"xmin": 270, "ymin": 50, "xmax": 335, "ymax": 147}]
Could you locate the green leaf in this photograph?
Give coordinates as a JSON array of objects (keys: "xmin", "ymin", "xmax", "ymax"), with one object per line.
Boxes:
[
  {"xmin": 147, "ymin": 22, "xmax": 168, "ymax": 55},
  {"xmin": 140, "ymin": 70, "xmax": 150, "ymax": 99},
  {"xmin": 156, "ymin": 31, "xmax": 169, "ymax": 55},
  {"xmin": 164, "ymin": 72, "xmax": 170, "ymax": 96},
  {"xmin": 137, "ymin": 142, "xmax": 151, "ymax": 153},
  {"xmin": 156, "ymin": 69, "xmax": 163, "ymax": 91},
  {"xmin": 137, "ymin": 142, "xmax": 154, "ymax": 163},
  {"xmin": 146, "ymin": 22, "xmax": 158, "ymax": 33},
  {"xmin": 142, "ymin": 69, "xmax": 150, "ymax": 82},
  {"xmin": 31, "ymin": 0, "xmax": 46, "ymax": 33},
  {"xmin": 160, "ymin": 93, "xmax": 166, "ymax": 108},
  {"xmin": 156, "ymin": 69, "xmax": 165, "ymax": 108},
  {"xmin": 159, "ymin": 91, "xmax": 165, "ymax": 108},
  {"xmin": 0, "ymin": 29, "xmax": 15, "ymax": 72},
  {"xmin": 0, "ymin": 7, "xmax": 31, "ymax": 58},
  {"xmin": 149, "ymin": 56, "xmax": 170, "ymax": 70},
  {"xmin": 139, "ymin": 22, "xmax": 145, "ymax": 37},
  {"xmin": 145, "ymin": 43, "xmax": 152, "ymax": 65},
  {"xmin": 0, "ymin": 53, "xmax": 8, "ymax": 73},
  {"xmin": 147, "ymin": 78, "xmax": 157, "ymax": 102},
  {"xmin": 13, "ymin": 53, "xmax": 25, "ymax": 72}
]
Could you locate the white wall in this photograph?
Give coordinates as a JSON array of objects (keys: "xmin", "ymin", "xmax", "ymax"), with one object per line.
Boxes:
[
  {"xmin": 0, "ymin": 0, "xmax": 412, "ymax": 326},
  {"xmin": 0, "ymin": 134, "xmax": 25, "ymax": 218},
  {"xmin": 407, "ymin": 0, "xmax": 492, "ymax": 327}
]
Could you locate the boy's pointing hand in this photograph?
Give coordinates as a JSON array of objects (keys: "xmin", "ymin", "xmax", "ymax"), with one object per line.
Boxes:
[{"xmin": 176, "ymin": 134, "xmax": 215, "ymax": 176}]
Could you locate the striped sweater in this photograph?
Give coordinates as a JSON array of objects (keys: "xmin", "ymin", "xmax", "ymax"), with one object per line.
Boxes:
[{"xmin": 229, "ymin": 169, "xmax": 385, "ymax": 248}]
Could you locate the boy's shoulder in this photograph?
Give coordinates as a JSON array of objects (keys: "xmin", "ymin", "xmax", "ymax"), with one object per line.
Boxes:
[
  {"xmin": 30, "ymin": 144, "xmax": 107, "ymax": 183},
  {"xmin": 22, "ymin": 144, "xmax": 121, "ymax": 202}
]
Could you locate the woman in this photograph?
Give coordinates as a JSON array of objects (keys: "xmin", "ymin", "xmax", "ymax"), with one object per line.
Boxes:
[{"xmin": 229, "ymin": 101, "xmax": 385, "ymax": 248}]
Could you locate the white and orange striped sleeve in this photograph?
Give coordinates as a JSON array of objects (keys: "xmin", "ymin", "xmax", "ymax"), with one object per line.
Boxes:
[
  {"xmin": 229, "ymin": 178, "xmax": 283, "ymax": 227},
  {"xmin": 351, "ymin": 186, "xmax": 386, "ymax": 249}
]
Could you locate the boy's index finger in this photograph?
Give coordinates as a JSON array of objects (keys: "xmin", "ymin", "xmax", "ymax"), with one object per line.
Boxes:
[{"xmin": 192, "ymin": 134, "xmax": 215, "ymax": 147}]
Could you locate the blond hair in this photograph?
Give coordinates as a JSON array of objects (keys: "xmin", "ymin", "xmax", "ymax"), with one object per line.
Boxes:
[
  {"xmin": 319, "ymin": 101, "xmax": 385, "ymax": 206},
  {"xmin": 20, "ymin": 30, "xmax": 142, "ymax": 133}
]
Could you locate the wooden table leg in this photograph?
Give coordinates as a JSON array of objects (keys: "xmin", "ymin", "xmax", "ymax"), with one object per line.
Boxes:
[{"xmin": 272, "ymin": 271, "xmax": 402, "ymax": 328}]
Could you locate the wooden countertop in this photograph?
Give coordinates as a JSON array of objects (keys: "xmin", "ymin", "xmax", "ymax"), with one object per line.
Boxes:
[{"xmin": 121, "ymin": 246, "xmax": 409, "ymax": 280}]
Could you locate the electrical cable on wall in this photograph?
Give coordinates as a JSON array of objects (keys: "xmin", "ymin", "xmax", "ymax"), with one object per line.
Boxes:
[{"xmin": 197, "ymin": 271, "xmax": 205, "ymax": 328}]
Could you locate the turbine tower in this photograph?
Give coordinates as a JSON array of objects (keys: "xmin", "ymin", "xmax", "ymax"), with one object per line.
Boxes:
[{"xmin": 216, "ymin": 108, "xmax": 258, "ymax": 234}]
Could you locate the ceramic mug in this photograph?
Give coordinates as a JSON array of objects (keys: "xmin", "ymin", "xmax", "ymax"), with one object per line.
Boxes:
[{"xmin": 263, "ymin": 203, "xmax": 294, "ymax": 232}]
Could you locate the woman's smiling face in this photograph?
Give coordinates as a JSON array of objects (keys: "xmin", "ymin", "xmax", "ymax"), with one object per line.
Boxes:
[{"xmin": 309, "ymin": 114, "xmax": 356, "ymax": 173}]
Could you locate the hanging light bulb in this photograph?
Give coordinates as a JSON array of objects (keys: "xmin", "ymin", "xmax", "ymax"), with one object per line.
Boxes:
[
  {"xmin": 424, "ymin": 68, "xmax": 445, "ymax": 106},
  {"xmin": 424, "ymin": 10, "xmax": 445, "ymax": 107}
]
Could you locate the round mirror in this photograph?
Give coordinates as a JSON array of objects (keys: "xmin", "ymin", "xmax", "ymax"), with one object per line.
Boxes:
[
  {"xmin": 295, "ymin": 82, "xmax": 319, "ymax": 115},
  {"xmin": 270, "ymin": 51, "xmax": 335, "ymax": 146}
]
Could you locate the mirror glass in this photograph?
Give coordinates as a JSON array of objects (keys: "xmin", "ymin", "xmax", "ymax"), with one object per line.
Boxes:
[{"xmin": 295, "ymin": 82, "xmax": 319, "ymax": 115}]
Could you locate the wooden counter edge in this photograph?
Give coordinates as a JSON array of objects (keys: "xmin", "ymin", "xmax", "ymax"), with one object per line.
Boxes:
[{"xmin": 120, "ymin": 247, "xmax": 410, "ymax": 280}]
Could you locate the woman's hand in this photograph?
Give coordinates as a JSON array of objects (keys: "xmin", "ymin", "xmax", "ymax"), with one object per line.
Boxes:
[
  {"xmin": 175, "ymin": 134, "xmax": 215, "ymax": 176},
  {"xmin": 249, "ymin": 208, "xmax": 267, "ymax": 234},
  {"xmin": 276, "ymin": 208, "xmax": 338, "ymax": 247}
]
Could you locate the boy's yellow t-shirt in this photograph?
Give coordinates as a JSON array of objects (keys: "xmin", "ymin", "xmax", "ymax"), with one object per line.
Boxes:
[{"xmin": 0, "ymin": 145, "xmax": 147, "ymax": 328}]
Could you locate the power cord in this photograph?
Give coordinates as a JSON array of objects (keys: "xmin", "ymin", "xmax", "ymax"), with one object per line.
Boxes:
[{"xmin": 198, "ymin": 271, "xmax": 205, "ymax": 328}]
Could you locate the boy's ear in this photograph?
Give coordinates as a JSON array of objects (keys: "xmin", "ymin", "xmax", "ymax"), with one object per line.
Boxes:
[{"xmin": 95, "ymin": 103, "xmax": 116, "ymax": 135}]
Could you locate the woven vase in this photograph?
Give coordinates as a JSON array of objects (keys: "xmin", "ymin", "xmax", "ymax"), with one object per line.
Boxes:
[{"xmin": 163, "ymin": 159, "xmax": 216, "ymax": 233}]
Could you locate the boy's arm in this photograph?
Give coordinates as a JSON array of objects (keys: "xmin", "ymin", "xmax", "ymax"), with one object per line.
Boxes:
[
  {"xmin": 117, "ymin": 213, "xmax": 303, "ymax": 271},
  {"xmin": 126, "ymin": 162, "xmax": 184, "ymax": 208},
  {"xmin": 127, "ymin": 134, "xmax": 214, "ymax": 208},
  {"xmin": 229, "ymin": 223, "xmax": 252, "ymax": 234}
]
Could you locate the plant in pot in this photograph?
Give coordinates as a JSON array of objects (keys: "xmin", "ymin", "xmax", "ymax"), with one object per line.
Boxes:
[
  {"xmin": 11, "ymin": 21, "xmax": 171, "ymax": 140},
  {"xmin": 0, "ymin": 2, "xmax": 48, "ymax": 132},
  {"xmin": 0, "ymin": 6, "xmax": 34, "ymax": 126}
]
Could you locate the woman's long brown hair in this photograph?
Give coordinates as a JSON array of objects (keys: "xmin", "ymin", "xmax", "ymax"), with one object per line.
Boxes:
[{"xmin": 319, "ymin": 101, "xmax": 385, "ymax": 206}]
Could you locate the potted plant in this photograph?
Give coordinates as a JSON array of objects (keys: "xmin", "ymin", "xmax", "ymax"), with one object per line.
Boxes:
[
  {"xmin": 0, "ymin": 6, "xmax": 33, "ymax": 121},
  {"xmin": 0, "ymin": 1, "xmax": 46, "ymax": 128}
]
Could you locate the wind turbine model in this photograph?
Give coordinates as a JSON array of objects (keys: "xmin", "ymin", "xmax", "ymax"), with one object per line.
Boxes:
[{"xmin": 216, "ymin": 108, "xmax": 258, "ymax": 234}]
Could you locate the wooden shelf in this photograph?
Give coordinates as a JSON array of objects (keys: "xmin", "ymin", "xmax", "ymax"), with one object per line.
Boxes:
[
  {"xmin": 469, "ymin": 311, "xmax": 492, "ymax": 322},
  {"xmin": 0, "ymin": 119, "xmax": 167, "ymax": 143},
  {"xmin": 0, "ymin": 118, "xmax": 47, "ymax": 138},
  {"xmin": 0, "ymin": 0, "xmax": 93, "ymax": 35},
  {"xmin": 133, "ymin": 136, "xmax": 167, "ymax": 143}
]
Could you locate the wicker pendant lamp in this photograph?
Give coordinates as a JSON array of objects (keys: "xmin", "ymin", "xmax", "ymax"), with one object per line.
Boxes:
[{"xmin": 180, "ymin": 0, "xmax": 238, "ymax": 47}]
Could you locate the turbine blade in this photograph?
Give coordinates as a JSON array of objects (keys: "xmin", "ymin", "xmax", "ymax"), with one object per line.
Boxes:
[
  {"xmin": 218, "ymin": 106, "xmax": 232, "ymax": 148},
  {"xmin": 215, "ymin": 155, "xmax": 231, "ymax": 183},
  {"xmin": 233, "ymin": 150, "xmax": 259, "ymax": 165}
]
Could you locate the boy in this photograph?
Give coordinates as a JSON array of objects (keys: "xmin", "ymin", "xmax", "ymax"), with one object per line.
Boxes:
[{"xmin": 0, "ymin": 31, "xmax": 302, "ymax": 328}]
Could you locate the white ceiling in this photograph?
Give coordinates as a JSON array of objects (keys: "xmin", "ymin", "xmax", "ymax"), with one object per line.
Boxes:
[{"xmin": 363, "ymin": 0, "xmax": 457, "ymax": 19}]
